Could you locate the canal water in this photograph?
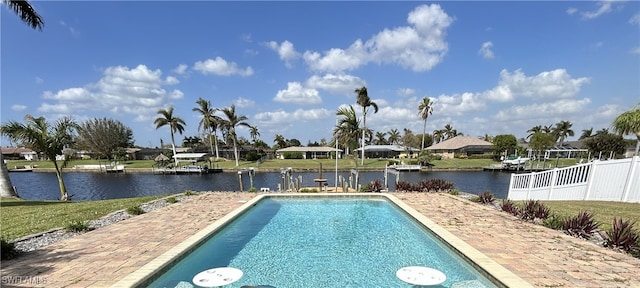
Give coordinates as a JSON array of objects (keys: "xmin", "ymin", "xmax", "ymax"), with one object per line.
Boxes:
[{"xmin": 8, "ymin": 170, "xmax": 512, "ymax": 201}]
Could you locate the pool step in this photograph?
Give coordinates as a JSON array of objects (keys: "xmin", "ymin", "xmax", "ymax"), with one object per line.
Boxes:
[{"xmin": 451, "ymin": 279, "xmax": 487, "ymax": 288}]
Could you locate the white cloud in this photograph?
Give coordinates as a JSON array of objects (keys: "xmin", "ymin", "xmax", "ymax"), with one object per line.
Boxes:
[
  {"xmin": 397, "ymin": 88, "xmax": 415, "ymax": 97},
  {"xmin": 581, "ymin": 1, "xmax": 615, "ymax": 19},
  {"xmin": 305, "ymin": 74, "xmax": 366, "ymax": 96},
  {"xmin": 494, "ymin": 69, "xmax": 590, "ymax": 99},
  {"xmin": 38, "ymin": 64, "xmax": 183, "ymax": 122},
  {"xmin": 35, "ymin": 77, "xmax": 43, "ymax": 84},
  {"xmin": 303, "ymin": 4, "xmax": 453, "ymax": 73},
  {"xmin": 241, "ymin": 33, "xmax": 252, "ymax": 43},
  {"xmin": 435, "ymin": 92, "xmax": 486, "ymax": 116},
  {"xmin": 234, "ymin": 97, "xmax": 255, "ymax": 108},
  {"xmin": 59, "ymin": 20, "xmax": 80, "ymax": 37},
  {"xmin": 630, "ymin": 46, "xmax": 640, "ymax": 54},
  {"xmin": 11, "ymin": 104, "xmax": 27, "ymax": 111},
  {"xmin": 566, "ymin": 7, "xmax": 578, "ymax": 15},
  {"xmin": 495, "ymin": 98, "xmax": 592, "ymax": 121},
  {"xmin": 273, "ymin": 82, "xmax": 322, "ymax": 105},
  {"xmin": 629, "ymin": 12, "xmax": 640, "ymax": 25},
  {"xmin": 173, "ymin": 64, "xmax": 188, "ymax": 74},
  {"xmin": 478, "ymin": 41, "xmax": 494, "ymax": 59},
  {"xmin": 266, "ymin": 40, "xmax": 300, "ymax": 68},
  {"xmin": 254, "ymin": 108, "xmax": 332, "ymax": 131},
  {"xmin": 193, "ymin": 57, "xmax": 253, "ymax": 76}
]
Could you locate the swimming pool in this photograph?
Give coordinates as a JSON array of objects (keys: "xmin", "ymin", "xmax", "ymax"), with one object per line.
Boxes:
[{"xmin": 116, "ymin": 194, "xmax": 526, "ymax": 287}]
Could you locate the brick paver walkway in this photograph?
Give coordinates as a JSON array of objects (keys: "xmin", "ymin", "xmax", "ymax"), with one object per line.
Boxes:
[{"xmin": 1, "ymin": 192, "xmax": 639, "ymax": 287}]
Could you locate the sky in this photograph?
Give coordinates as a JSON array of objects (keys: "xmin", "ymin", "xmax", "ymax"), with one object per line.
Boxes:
[{"xmin": 2, "ymin": 1, "xmax": 639, "ymax": 148}]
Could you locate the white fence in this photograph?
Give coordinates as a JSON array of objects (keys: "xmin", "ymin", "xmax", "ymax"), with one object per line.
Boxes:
[{"xmin": 508, "ymin": 156, "xmax": 640, "ymax": 203}]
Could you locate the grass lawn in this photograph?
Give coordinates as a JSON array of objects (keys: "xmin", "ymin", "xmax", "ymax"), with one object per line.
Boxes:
[
  {"xmin": 540, "ymin": 200, "xmax": 640, "ymax": 232},
  {"xmin": 0, "ymin": 195, "xmax": 167, "ymax": 240}
]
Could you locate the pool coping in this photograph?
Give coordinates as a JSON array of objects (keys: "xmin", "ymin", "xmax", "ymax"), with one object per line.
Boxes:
[{"xmin": 112, "ymin": 193, "xmax": 532, "ymax": 287}]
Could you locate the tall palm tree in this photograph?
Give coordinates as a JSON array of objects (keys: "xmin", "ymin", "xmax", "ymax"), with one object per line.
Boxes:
[
  {"xmin": 273, "ymin": 134, "xmax": 287, "ymax": 149},
  {"xmin": 374, "ymin": 131, "xmax": 387, "ymax": 145},
  {"xmin": 1, "ymin": 115, "xmax": 77, "ymax": 200},
  {"xmin": 1, "ymin": 0, "xmax": 44, "ymax": 199},
  {"xmin": 443, "ymin": 124, "xmax": 456, "ymax": 140},
  {"xmin": 611, "ymin": 105, "xmax": 640, "ymax": 156},
  {"xmin": 552, "ymin": 120, "xmax": 574, "ymax": 146},
  {"xmin": 219, "ymin": 105, "xmax": 251, "ymax": 166},
  {"xmin": 418, "ymin": 97, "xmax": 434, "ymax": 150},
  {"xmin": 355, "ymin": 86, "xmax": 378, "ymax": 165},
  {"xmin": 334, "ymin": 105, "xmax": 361, "ymax": 155},
  {"xmin": 192, "ymin": 97, "xmax": 220, "ymax": 159},
  {"xmin": 579, "ymin": 128, "xmax": 593, "ymax": 140},
  {"xmin": 387, "ymin": 128, "xmax": 401, "ymax": 145},
  {"xmin": 249, "ymin": 126, "xmax": 260, "ymax": 144},
  {"xmin": 0, "ymin": 153, "xmax": 17, "ymax": 198},
  {"xmin": 154, "ymin": 106, "xmax": 186, "ymax": 162},
  {"xmin": 432, "ymin": 129, "xmax": 445, "ymax": 144},
  {"xmin": 3, "ymin": 0, "xmax": 44, "ymax": 30},
  {"xmin": 527, "ymin": 125, "xmax": 543, "ymax": 139}
]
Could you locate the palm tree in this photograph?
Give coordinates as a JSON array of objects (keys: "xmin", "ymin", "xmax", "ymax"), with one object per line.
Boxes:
[
  {"xmin": 527, "ymin": 125, "xmax": 543, "ymax": 139},
  {"xmin": 154, "ymin": 107, "xmax": 186, "ymax": 162},
  {"xmin": 3, "ymin": 0, "xmax": 44, "ymax": 30},
  {"xmin": 193, "ymin": 97, "xmax": 220, "ymax": 159},
  {"xmin": 552, "ymin": 120, "xmax": 574, "ymax": 146},
  {"xmin": 418, "ymin": 97, "xmax": 434, "ymax": 150},
  {"xmin": 374, "ymin": 131, "xmax": 387, "ymax": 145},
  {"xmin": 355, "ymin": 86, "xmax": 378, "ymax": 165},
  {"xmin": 274, "ymin": 134, "xmax": 287, "ymax": 149},
  {"xmin": 219, "ymin": 105, "xmax": 251, "ymax": 166},
  {"xmin": 579, "ymin": 128, "xmax": 593, "ymax": 140},
  {"xmin": 1, "ymin": 0, "xmax": 44, "ymax": 198},
  {"xmin": 1, "ymin": 115, "xmax": 77, "ymax": 200},
  {"xmin": 388, "ymin": 128, "xmax": 401, "ymax": 145},
  {"xmin": 611, "ymin": 105, "xmax": 640, "ymax": 156},
  {"xmin": 334, "ymin": 105, "xmax": 361, "ymax": 155},
  {"xmin": 443, "ymin": 124, "xmax": 456, "ymax": 140},
  {"xmin": 432, "ymin": 129, "xmax": 445, "ymax": 144},
  {"xmin": 249, "ymin": 126, "xmax": 260, "ymax": 144}
]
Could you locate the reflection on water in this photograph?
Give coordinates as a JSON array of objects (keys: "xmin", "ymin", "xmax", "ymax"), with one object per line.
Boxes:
[{"xmin": 8, "ymin": 170, "xmax": 512, "ymax": 201}]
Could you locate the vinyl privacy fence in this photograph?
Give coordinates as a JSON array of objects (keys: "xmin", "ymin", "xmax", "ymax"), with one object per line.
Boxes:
[{"xmin": 508, "ymin": 156, "xmax": 640, "ymax": 203}]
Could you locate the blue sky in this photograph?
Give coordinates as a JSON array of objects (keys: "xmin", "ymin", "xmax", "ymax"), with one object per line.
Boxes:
[{"xmin": 2, "ymin": 1, "xmax": 639, "ymax": 148}]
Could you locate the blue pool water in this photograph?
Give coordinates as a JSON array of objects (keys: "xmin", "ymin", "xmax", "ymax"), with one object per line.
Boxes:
[{"xmin": 147, "ymin": 197, "xmax": 498, "ymax": 287}]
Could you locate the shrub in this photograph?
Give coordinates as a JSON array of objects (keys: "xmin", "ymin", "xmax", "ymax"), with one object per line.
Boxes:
[
  {"xmin": 542, "ymin": 213, "xmax": 564, "ymax": 230},
  {"xmin": 604, "ymin": 218, "xmax": 639, "ymax": 253},
  {"xmin": 520, "ymin": 200, "xmax": 550, "ymax": 221},
  {"xmin": 282, "ymin": 151, "xmax": 303, "ymax": 159},
  {"xmin": 126, "ymin": 205, "xmax": 145, "ymax": 215},
  {"xmin": 245, "ymin": 152, "xmax": 262, "ymax": 162},
  {"xmin": 563, "ymin": 211, "xmax": 600, "ymax": 239},
  {"xmin": 165, "ymin": 196, "xmax": 178, "ymax": 204},
  {"xmin": 1, "ymin": 237, "xmax": 18, "ymax": 260},
  {"xmin": 364, "ymin": 179, "xmax": 384, "ymax": 192},
  {"xmin": 395, "ymin": 181, "xmax": 412, "ymax": 192},
  {"xmin": 299, "ymin": 188, "xmax": 318, "ymax": 193},
  {"xmin": 477, "ymin": 191, "xmax": 495, "ymax": 204},
  {"xmin": 449, "ymin": 189, "xmax": 460, "ymax": 196},
  {"xmin": 248, "ymin": 187, "xmax": 258, "ymax": 193},
  {"xmin": 184, "ymin": 190, "xmax": 198, "ymax": 196},
  {"xmin": 65, "ymin": 220, "xmax": 91, "ymax": 232},
  {"xmin": 500, "ymin": 199, "xmax": 521, "ymax": 217}
]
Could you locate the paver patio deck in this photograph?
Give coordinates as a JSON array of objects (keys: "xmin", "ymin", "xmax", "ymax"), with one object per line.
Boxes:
[{"xmin": 1, "ymin": 192, "xmax": 639, "ymax": 287}]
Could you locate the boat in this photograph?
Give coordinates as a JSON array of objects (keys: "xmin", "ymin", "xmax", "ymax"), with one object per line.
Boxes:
[
  {"xmin": 153, "ymin": 164, "xmax": 209, "ymax": 175},
  {"xmin": 392, "ymin": 164, "xmax": 422, "ymax": 171},
  {"xmin": 9, "ymin": 165, "xmax": 34, "ymax": 172},
  {"xmin": 502, "ymin": 157, "xmax": 530, "ymax": 170}
]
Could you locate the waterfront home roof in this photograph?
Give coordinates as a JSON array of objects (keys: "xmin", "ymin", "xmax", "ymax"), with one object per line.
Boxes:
[
  {"xmin": 354, "ymin": 145, "xmax": 419, "ymax": 152},
  {"xmin": 427, "ymin": 136, "xmax": 493, "ymax": 150},
  {"xmin": 276, "ymin": 146, "xmax": 341, "ymax": 153},
  {"xmin": 172, "ymin": 153, "xmax": 207, "ymax": 160},
  {"xmin": 1, "ymin": 147, "xmax": 36, "ymax": 155}
]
